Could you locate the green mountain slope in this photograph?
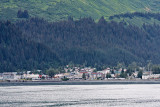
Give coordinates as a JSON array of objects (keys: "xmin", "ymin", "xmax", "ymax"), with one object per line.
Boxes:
[{"xmin": 0, "ymin": 0, "xmax": 160, "ymax": 22}]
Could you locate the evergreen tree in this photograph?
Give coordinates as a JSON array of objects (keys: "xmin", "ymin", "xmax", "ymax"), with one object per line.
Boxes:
[
  {"xmin": 23, "ymin": 10, "xmax": 29, "ymax": 18},
  {"xmin": 137, "ymin": 70, "xmax": 143, "ymax": 79},
  {"xmin": 17, "ymin": 9, "xmax": 29, "ymax": 18},
  {"xmin": 82, "ymin": 73, "xmax": 86, "ymax": 80},
  {"xmin": 106, "ymin": 73, "xmax": 111, "ymax": 78},
  {"xmin": 46, "ymin": 68, "xmax": 59, "ymax": 78}
]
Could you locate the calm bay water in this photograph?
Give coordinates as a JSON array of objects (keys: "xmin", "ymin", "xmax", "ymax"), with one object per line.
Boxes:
[{"xmin": 0, "ymin": 85, "xmax": 160, "ymax": 107}]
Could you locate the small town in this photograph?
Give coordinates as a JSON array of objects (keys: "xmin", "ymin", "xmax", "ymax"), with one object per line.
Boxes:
[{"xmin": 1, "ymin": 64, "xmax": 160, "ymax": 82}]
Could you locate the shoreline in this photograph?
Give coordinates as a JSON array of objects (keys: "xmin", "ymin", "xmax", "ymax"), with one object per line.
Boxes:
[{"xmin": 1, "ymin": 80, "xmax": 160, "ymax": 86}]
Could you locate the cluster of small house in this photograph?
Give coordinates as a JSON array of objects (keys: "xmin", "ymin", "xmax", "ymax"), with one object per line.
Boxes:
[
  {"xmin": 54, "ymin": 67, "xmax": 124, "ymax": 80},
  {"xmin": 55, "ymin": 67, "xmax": 160, "ymax": 80},
  {"xmin": 0, "ymin": 71, "xmax": 48, "ymax": 82},
  {"xmin": 0, "ymin": 67, "xmax": 160, "ymax": 81}
]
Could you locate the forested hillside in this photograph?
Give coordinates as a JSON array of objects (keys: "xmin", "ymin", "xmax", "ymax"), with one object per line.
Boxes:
[
  {"xmin": 15, "ymin": 17, "xmax": 160, "ymax": 67},
  {"xmin": 0, "ymin": 16, "xmax": 160, "ymax": 72},
  {"xmin": 0, "ymin": 21, "xmax": 61, "ymax": 72}
]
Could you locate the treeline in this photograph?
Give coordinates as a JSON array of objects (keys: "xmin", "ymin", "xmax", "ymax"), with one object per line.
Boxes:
[
  {"xmin": 0, "ymin": 21, "xmax": 60, "ymax": 72},
  {"xmin": 109, "ymin": 12, "xmax": 160, "ymax": 21},
  {"xmin": 16, "ymin": 17, "xmax": 160, "ymax": 67}
]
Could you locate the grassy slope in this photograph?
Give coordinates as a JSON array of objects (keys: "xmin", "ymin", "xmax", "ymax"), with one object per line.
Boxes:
[{"xmin": 0, "ymin": 0, "xmax": 160, "ymax": 23}]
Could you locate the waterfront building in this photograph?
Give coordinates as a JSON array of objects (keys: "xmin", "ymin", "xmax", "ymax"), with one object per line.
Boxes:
[
  {"xmin": 2, "ymin": 72, "xmax": 17, "ymax": 80},
  {"xmin": 23, "ymin": 74, "xmax": 40, "ymax": 80},
  {"xmin": 90, "ymin": 72, "xmax": 105, "ymax": 80},
  {"xmin": 142, "ymin": 74, "xmax": 160, "ymax": 80}
]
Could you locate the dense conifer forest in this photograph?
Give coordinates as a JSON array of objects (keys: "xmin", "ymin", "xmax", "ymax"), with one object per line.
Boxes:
[
  {"xmin": 0, "ymin": 21, "xmax": 60, "ymax": 72},
  {"xmin": 1, "ymin": 14, "xmax": 160, "ymax": 72}
]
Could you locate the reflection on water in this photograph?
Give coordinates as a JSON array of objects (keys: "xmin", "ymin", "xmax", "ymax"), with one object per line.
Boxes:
[{"xmin": 0, "ymin": 85, "xmax": 160, "ymax": 107}]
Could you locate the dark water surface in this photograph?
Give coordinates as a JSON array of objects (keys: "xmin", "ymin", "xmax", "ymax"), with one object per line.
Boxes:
[{"xmin": 0, "ymin": 85, "xmax": 160, "ymax": 107}]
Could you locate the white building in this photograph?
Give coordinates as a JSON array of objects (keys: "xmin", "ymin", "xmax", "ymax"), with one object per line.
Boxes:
[
  {"xmin": 142, "ymin": 74, "xmax": 160, "ymax": 79},
  {"xmin": 23, "ymin": 74, "xmax": 40, "ymax": 80},
  {"xmin": 142, "ymin": 75, "xmax": 150, "ymax": 79},
  {"xmin": 133, "ymin": 71, "xmax": 139, "ymax": 78},
  {"xmin": 55, "ymin": 74, "xmax": 65, "ymax": 79},
  {"xmin": 111, "ymin": 74, "xmax": 115, "ymax": 78},
  {"xmin": 98, "ymin": 68, "xmax": 111, "ymax": 75},
  {"xmin": 27, "ymin": 71, "xmax": 31, "ymax": 74},
  {"xmin": 2, "ymin": 72, "xmax": 17, "ymax": 80}
]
